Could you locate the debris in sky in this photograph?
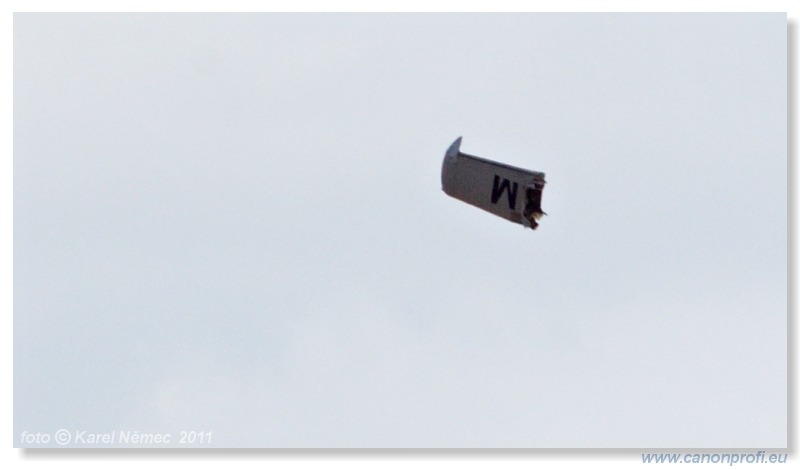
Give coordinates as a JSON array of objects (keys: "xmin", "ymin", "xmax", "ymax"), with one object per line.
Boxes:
[{"xmin": 441, "ymin": 137, "xmax": 547, "ymax": 230}]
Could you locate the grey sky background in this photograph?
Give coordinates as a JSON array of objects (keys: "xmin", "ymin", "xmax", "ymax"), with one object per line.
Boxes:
[{"xmin": 14, "ymin": 13, "xmax": 786, "ymax": 448}]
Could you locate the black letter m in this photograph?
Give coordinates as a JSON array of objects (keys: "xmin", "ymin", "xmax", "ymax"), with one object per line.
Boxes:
[{"xmin": 491, "ymin": 175, "xmax": 518, "ymax": 210}]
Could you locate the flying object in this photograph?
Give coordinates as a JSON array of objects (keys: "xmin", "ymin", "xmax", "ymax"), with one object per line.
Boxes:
[{"xmin": 441, "ymin": 137, "xmax": 546, "ymax": 230}]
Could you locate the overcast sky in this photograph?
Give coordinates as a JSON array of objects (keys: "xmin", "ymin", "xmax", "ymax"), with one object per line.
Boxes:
[{"xmin": 14, "ymin": 13, "xmax": 786, "ymax": 448}]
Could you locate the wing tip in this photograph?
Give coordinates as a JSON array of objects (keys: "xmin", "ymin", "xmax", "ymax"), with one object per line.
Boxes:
[{"xmin": 445, "ymin": 136, "xmax": 462, "ymax": 160}]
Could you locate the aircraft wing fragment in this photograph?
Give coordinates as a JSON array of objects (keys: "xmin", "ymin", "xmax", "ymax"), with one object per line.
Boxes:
[{"xmin": 441, "ymin": 137, "xmax": 547, "ymax": 230}]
